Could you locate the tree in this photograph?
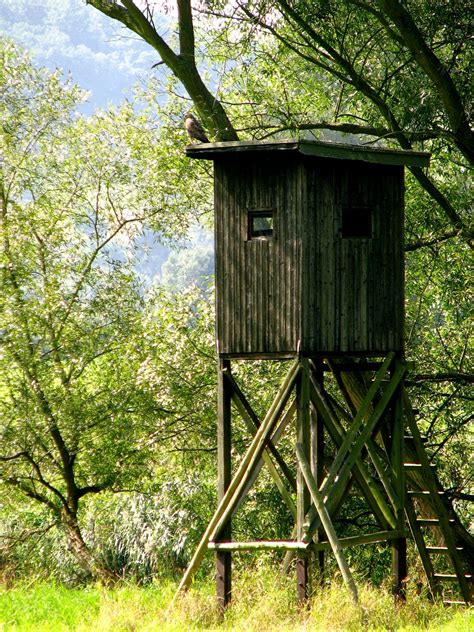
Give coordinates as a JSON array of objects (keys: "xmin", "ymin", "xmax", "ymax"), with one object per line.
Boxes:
[
  {"xmin": 161, "ymin": 242, "xmax": 214, "ymax": 289},
  {"xmin": 85, "ymin": 1, "xmax": 473, "ymax": 565},
  {"xmin": 87, "ymin": 1, "xmax": 472, "ymax": 241},
  {"xmin": 0, "ymin": 39, "xmax": 210, "ymax": 579}
]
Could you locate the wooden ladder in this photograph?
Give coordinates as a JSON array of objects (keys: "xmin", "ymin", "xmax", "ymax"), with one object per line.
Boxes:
[{"xmin": 403, "ymin": 396, "xmax": 472, "ymax": 605}]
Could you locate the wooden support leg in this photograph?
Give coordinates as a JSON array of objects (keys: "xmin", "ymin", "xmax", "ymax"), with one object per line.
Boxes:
[
  {"xmin": 311, "ymin": 359, "xmax": 325, "ymax": 583},
  {"xmin": 392, "ymin": 537, "xmax": 407, "ymax": 601},
  {"xmin": 390, "ymin": 360, "xmax": 407, "ymax": 600},
  {"xmin": 175, "ymin": 360, "xmax": 300, "ymax": 599},
  {"xmin": 216, "ymin": 552, "xmax": 232, "ymax": 613},
  {"xmin": 296, "ymin": 358, "xmax": 311, "ymax": 602},
  {"xmin": 217, "ymin": 358, "xmax": 232, "ymax": 611},
  {"xmin": 296, "ymin": 555, "xmax": 309, "ymax": 603}
]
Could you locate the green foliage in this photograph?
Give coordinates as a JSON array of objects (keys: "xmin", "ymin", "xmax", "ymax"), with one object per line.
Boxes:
[
  {"xmin": 161, "ymin": 242, "xmax": 214, "ymax": 290},
  {"xmin": 0, "ymin": 582, "xmax": 101, "ymax": 631},
  {"xmin": 0, "ymin": 38, "xmax": 216, "ymax": 578},
  {"xmin": 1, "ymin": 0, "xmax": 473, "ymax": 588}
]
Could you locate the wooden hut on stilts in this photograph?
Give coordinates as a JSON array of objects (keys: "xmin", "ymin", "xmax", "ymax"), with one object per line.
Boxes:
[{"xmin": 175, "ymin": 139, "xmax": 472, "ymax": 609}]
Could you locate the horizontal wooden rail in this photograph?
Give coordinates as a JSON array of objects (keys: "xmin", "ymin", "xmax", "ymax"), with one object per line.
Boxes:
[{"xmin": 208, "ymin": 530, "xmax": 406, "ymax": 552}]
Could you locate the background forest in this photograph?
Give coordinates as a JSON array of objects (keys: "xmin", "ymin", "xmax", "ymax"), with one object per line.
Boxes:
[{"xmin": 0, "ymin": 0, "xmax": 472, "ymax": 598}]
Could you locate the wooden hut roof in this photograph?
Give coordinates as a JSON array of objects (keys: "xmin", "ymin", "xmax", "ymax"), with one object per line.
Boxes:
[{"xmin": 185, "ymin": 139, "xmax": 430, "ymax": 168}]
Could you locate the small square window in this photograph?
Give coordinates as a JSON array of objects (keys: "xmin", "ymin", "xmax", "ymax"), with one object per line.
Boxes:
[
  {"xmin": 248, "ymin": 209, "xmax": 274, "ymax": 240},
  {"xmin": 342, "ymin": 206, "xmax": 372, "ymax": 238}
]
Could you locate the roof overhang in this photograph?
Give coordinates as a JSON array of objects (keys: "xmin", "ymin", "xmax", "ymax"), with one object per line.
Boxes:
[{"xmin": 185, "ymin": 138, "xmax": 430, "ymax": 168}]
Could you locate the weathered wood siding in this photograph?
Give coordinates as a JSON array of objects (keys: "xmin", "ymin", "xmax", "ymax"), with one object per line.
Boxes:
[
  {"xmin": 214, "ymin": 154, "xmax": 404, "ymax": 357},
  {"xmin": 214, "ymin": 155, "xmax": 303, "ymax": 355},
  {"xmin": 302, "ymin": 159, "xmax": 404, "ymax": 354}
]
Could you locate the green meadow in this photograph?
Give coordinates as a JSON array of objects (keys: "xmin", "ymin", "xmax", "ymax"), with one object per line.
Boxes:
[{"xmin": 1, "ymin": 570, "xmax": 472, "ymax": 632}]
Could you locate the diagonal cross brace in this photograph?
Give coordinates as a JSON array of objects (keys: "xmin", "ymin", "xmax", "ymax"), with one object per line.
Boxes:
[
  {"xmin": 225, "ymin": 371, "xmax": 297, "ymax": 491},
  {"xmin": 174, "ymin": 359, "xmax": 300, "ymax": 597},
  {"xmin": 231, "ymin": 396, "xmax": 297, "ymax": 519},
  {"xmin": 296, "ymin": 443, "xmax": 359, "ymax": 603},
  {"xmin": 304, "ymin": 355, "xmax": 406, "ymax": 542},
  {"xmin": 310, "ymin": 377, "xmax": 397, "ymax": 530},
  {"xmin": 325, "ymin": 363, "xmax": 402, "ymax": 514}
]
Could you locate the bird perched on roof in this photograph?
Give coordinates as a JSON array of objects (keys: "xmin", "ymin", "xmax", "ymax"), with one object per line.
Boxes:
[{"xmin": 184, "ymin": 112, "xmax": 209, "ymax": 143}]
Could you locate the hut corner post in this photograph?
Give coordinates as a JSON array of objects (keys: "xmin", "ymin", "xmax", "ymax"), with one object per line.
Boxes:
[{"xmin": 216, "ymin": 357, "xmax": 232, "ymax": 611}]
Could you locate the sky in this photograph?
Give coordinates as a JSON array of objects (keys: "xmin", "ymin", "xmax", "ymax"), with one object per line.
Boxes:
[{"xmin": 0, "ymin": 0, "xmax": 163, "ymax": 112}]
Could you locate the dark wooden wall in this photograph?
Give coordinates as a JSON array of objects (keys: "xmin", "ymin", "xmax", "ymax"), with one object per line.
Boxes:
[
  {"xmin": 214, "ymin": 156, "xmax": 303, "ymax": 355},
  {"xmin": 302, "ymin": 159, "xmax": 404, "ymax": 354},
  {"xmin": 214, "ymin": 154, "xmax": 404, "ymax": 357}
]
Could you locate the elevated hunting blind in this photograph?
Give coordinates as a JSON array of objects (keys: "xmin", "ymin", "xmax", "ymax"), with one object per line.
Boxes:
[
  {"xmin": 190, "ymin": 139, "xmax": 428, "ymax": 356},
  {"xmin": 176, "ymin": 140, "xmax": 472, "ymax": 609}
]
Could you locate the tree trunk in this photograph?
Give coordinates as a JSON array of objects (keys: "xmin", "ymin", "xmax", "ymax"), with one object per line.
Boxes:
[{"xmin": 62, "ymin": 512, "xmax": 116, "ymax": 583}]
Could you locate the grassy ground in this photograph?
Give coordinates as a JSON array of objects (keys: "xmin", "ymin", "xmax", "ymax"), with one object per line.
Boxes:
[{"xmin": 0, "ymin": 569, "xmax": 472, "ymax": 631}]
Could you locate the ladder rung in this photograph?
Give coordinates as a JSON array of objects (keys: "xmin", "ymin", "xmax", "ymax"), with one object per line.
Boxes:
[
  {"xmin": 426, "ymin": 546, "xmax": 463, "ymax": 553},
  {"xmin": 407, "ymin": 490, "xmax": 444, "ymax": 497},
  {"xmin": 434, "ymin": 573, "xmax": 472, "ymax": 581},
  {"xmin": 404, "ymin": 462, "xmax": 436, "ymax": 468},
  {"xmin": 443, "ymin": 600, "xmax": 468, "ymax": 606}
]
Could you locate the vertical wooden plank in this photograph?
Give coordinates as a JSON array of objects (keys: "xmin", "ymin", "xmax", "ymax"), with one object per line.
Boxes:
[
  {"xmin": 375, "ymin": 166, "xmax": 385, "ymax": 351},
  {"xmin": 274, "ymin": 160, "xmax": 282, "ymax": 353},
  {"xmin": 214, "ymin": 162, "xmax": 224, "ymax": 354},
  {"xmin": 246, "ymin": 161, "xmax": 254, "ymax": 355},
  {"xmin": 217, "ymin": 357, "xmax": 232, "ymax": 610},
  {"xmin": 296, "ymin": 357, "xmax": 311, "ymax": 601},
  {"xmin": 396, "ymin": 169, "xmax": 405, "ymax": 352},
  {"xmin": 307, "ymin": 162, "xmax": 315, "ymax": 352},
  {"xmin": 267, "ymin": 161, "xmax": 276, "ymax": 353},
  {"xmin": 296, "ymin": 158, "xmax": 303, "ymax": 350},
  {"xmin": 333, "ymin": 164, "xmax": 343, "ymax": 352},
  {"xmin": 223, "ymin": 160, "xmax": 232, "ymax": 355},
  {"xmin": 236, "ymin": 161, "xmax": 243, "ymax": 354}
]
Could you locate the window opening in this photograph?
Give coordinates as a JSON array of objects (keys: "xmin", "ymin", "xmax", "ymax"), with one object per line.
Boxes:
[
  {"xmin": 248, "ymin": 209, "xmax": 274, "ymax": 240},
  {"xmin": 342, "ymin": 206, "xmax": 372, "ymax": 238}
]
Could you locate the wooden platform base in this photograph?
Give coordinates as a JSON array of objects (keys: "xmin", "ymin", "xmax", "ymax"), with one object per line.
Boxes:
[{"xmin": 173, "ymin": 354, "xmax": 472, "ymax": 608}]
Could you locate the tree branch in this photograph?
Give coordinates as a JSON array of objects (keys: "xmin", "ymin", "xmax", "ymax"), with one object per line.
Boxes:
[
  {"xmin": 77, "ymin": 483, "xmax": 110, "ymax": 499},
  {"xmin": 430, "ymin": 414, "xmax": 474, "ymax": 459},
  {"xmin": 0, "ymin": 450, "xmax": 69, "ymax": 510},
  {"xmin": 252, "ymin": 120, "xmax": 443, "ymax": 142},
  {"xmin": 376, "ymin": 0, "xmax": 473, "ymax": 164},
  {"xmin": 256, "ymin": 1, "xmax": 470, "ymax": 238},
  {"xmin": 3, "ymin": 477, "xmax": 60, "ymax": 514},
  {"xmin": 445, "ymin": 490, "xmax": 474, "ymax": 503},
  {"xmin": 405, "ymin": 230, "xmax": 461, "ymax": 251},
  {"xmin": 177, "ymin": 0, "xmax": 195, "ymax": 62},
  {"xmin": 347, "ymin": 0, "xmax": 405, "ymax": 46},
  {"xmin": 411, "ymin": 372, "xmax": 474, "ymax": 384},
  {"xmin": 87, "ymin": 0, "xmax": 237, "ymax": 140}
]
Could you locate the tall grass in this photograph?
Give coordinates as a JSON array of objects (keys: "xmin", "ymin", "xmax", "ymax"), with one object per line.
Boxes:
[{"xmin": 0, "ymin": 567, "xmax": 472, "ymax": 631}]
